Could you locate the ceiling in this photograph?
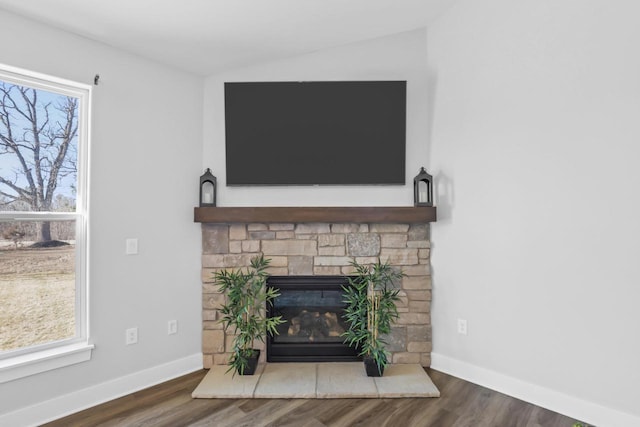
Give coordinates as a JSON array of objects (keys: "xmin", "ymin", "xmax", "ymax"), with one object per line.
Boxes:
[{"xmin": 0, "ymin": 0, "xmax": 456, "ymax": 76}]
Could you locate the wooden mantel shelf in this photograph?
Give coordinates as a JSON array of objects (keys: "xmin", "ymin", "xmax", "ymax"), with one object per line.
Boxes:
[{"xmin": 194, "ymin": 206, "xmax": 436, "ymax": 224}]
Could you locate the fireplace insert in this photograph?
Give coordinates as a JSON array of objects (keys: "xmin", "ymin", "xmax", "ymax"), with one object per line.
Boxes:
[{"xmin": 266, "ymin": 276, "xmax": 361, "ymax": 362}]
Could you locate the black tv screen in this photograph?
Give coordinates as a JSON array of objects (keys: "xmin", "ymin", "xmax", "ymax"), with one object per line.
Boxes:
[{"xmin": 224, "ymin": 81, "xmax": 406, "ymax": 186}]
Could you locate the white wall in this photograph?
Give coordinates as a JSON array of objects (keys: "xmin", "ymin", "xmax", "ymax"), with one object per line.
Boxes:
[
  {"xmin": 0, "ymin": 9, "xmax": 203, "ymax": 424},
  {"xmin": 428, "ymin": 0, "xmax": 640, "ymax": 425},
  {"xmin": 203, "ymin": 29, "xmax": 429, "ymax": 207}
]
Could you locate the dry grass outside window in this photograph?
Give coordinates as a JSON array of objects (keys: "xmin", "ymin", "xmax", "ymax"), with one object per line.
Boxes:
[{"xmin": 0, "ymin": 244, "xmax": 75, "ymax": 352}]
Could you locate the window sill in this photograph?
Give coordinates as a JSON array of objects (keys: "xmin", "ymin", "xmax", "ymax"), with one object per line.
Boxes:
[{"xmin": 0, "ymin": 342, "xmax": 94, "ymax": 383}]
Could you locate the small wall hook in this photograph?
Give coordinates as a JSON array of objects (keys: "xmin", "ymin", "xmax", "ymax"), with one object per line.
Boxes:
[{"xmin": 94, "ymin": 74, "xmax": 100, "ymax": 85}]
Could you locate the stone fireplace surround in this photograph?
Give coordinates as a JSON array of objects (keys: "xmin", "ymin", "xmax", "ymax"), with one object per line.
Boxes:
[{"xmin": 200, "ymin": 215, "xmax": 432, "ymax": 370}]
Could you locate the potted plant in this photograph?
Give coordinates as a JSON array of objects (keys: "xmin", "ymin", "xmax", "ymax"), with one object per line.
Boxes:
[
  {"xmin": 214, "ymin": 255, "xmax": 284, "ymax": 375},
  {"xmin": 341, "ymin": 259, "xmax": 403, "ymax": 377}
]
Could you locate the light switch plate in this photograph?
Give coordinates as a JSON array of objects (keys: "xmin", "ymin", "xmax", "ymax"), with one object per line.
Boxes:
[
  {"xmin": 125, "ymin": 238, "xmax": 138, "ymax": 255},
  {"xmin": 168, "ymin": 320, "xmax": 178, "ymax": 335}
]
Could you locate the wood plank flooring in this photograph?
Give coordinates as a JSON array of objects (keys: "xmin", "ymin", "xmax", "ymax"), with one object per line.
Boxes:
[{"xmin": 43, "ymin": 369, "xmax": 581, "ymax": 427}]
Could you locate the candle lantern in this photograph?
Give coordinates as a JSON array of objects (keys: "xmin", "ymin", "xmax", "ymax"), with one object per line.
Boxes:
[
  {"xmin": 199, "ymin": 168, "xmax": 217, "ymax": 207},
  {"xmin": 413, "ymin": 167, "xmax": 433, "ymax": 207}
]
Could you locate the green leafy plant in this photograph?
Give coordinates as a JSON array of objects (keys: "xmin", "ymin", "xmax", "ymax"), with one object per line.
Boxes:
[
  {"xmin": 214, "ymin": 255, "xmax": 284, "ymax": 375},
  {"xmin": 341, "ymin": 259, "xmax": 403, "ymax": 376}
]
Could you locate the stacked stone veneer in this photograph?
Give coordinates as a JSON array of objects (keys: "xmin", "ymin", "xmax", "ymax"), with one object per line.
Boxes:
[{"xmin": 201, "ymin": 222, "xmax": 432, "ymax": 369}]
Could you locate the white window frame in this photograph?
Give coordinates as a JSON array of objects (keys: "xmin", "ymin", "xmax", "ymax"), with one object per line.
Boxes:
[{"xmin": 0, "ymin": 63, "xmax": 93, "ymax": 383}]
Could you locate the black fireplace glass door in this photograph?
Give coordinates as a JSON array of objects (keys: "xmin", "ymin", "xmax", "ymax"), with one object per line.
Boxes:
[
  {"xmin": 267, "ymin": 276, "xmax": 360, "ymax": 362},
  {"xmin": 273, "ymin": 289, "xmax": 346, "ymax": 343}
]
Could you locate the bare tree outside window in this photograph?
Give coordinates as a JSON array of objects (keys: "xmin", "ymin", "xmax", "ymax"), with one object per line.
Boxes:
[{"xmin": 0, "ymin": 82, "xmax": 78, "ymax": 242}]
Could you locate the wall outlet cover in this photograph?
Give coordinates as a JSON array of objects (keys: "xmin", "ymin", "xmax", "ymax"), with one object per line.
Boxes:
[
  {"xmin": 125, "ymin": 327, "xmax": 138, "ymax": 345},
  {"xmin": 457, "ymin": 319, "xmax": 468, "ymax": 335}
]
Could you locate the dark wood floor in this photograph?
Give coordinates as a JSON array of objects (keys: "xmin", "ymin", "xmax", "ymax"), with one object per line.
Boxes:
[{"xmin": 43, "ymin": 369, "xmax": 581, "ymax": 427}]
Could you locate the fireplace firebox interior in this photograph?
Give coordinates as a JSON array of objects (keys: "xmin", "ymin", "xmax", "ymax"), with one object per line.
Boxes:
[{"xmin": 267, "ymin": 276, "xmax": 360, "ymax": 362}]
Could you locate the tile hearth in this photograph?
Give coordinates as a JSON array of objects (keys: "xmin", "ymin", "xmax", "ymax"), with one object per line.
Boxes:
[{"xmin": 192, "ymin": 363, "xmax": 440, "ymax": 399}]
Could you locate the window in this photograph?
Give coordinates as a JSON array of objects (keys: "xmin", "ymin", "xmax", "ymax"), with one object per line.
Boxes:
[{"xmin": 0, "ymin": 64, "xmax": 92, "ymax": 382}]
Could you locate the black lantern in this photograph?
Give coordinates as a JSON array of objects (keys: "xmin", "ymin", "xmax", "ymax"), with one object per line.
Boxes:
[
  {"xmin": 413, "ymin": 167, "xmax": 433, "ymax": 207},
  {"xmin": 199, "ymin": 168, "xmax": 217, "ymax": 207}
]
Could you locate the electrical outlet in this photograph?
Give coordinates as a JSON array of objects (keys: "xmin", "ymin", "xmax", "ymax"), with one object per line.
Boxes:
[
  {"xmin": 168, "ymin": 320, "xmax": 178, "ymax": 335},
  {"xmin": 126, "ymin": 327, "xmax": 138, "ymax": 345},
  {"xmin": 457, "ymin": 318, "xmax": 468, "ymax": 335}
]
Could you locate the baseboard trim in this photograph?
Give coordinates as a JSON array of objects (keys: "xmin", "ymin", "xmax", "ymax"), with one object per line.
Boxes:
[
  {"xmin": 431, "ymin": 352, "xmax": 640, "ymax": 427},
  {"xmin": 0, "ymin": 353, "xmax": 203, "ymax": 427}
]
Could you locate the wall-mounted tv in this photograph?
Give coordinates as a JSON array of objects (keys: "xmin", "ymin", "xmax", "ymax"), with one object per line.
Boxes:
[{"xmin": 224, "ymin": 81, "xmax": 406, "ymax": 186}]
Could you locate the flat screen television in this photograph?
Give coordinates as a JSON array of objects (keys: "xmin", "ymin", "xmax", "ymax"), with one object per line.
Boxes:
[{"xmin": 224, "ymin": 81, "xmax": 406, "ymax": 186}]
